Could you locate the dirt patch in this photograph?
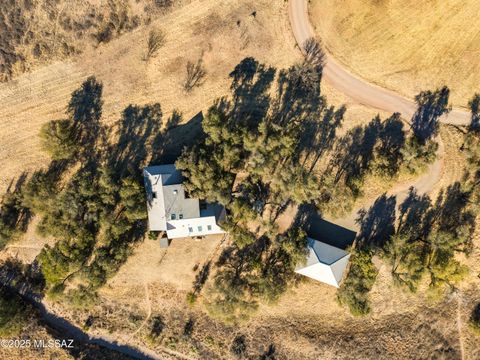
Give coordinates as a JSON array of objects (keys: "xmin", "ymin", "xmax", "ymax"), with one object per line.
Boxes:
[{"xmin": 107, "ymin": 235, "xmax": 222, "ymax": 290}]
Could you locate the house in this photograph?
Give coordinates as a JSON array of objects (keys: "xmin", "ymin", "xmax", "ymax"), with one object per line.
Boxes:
[
  {"xmin": 295, "ymin": 237, "xmax": 350, "ymax": 288},
  {"xmin": 143, "ymin": 164, "xmax": 226, "ymax": 240}
]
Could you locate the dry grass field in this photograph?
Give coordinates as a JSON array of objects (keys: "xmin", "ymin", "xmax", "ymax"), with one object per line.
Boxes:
[
  {"xmin": 310, "ymin": 0, "xmax": 480, "ymax": 107},
  {"xmin": 1, "ymin": 0, "xmax": 480, "ymax": 358},
  {"xmin": 0, "ymin": 0, "xmax": 300, "ymax": 195}
]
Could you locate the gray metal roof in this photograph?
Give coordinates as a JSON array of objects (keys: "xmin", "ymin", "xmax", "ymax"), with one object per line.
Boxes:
[
  {"xmin": 162, "ymin": 184, "xmax": 200, "ymax": 220},
  {"xmin": 144, "ymin": 164, "xmax": 201, "ymax": 231}
]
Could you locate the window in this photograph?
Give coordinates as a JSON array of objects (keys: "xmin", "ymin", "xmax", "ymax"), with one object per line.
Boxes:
[
  {"xmin": 198, "ymin": 226, "xmax": 203, "ymax": 232},
  {"xmin": 179, "ymin": 214, "xmax": 183, "ymax": 219},
  {"xmin": 207, "ymin": 225, "xmax": 212, "ymax": 231},
  {"xmin": 171, "ymin": 214, "xmax": 176, "ymax": 220},
  {"xmin": 188, "ymin": 227, "xmax": 193, "ymax": 233}
]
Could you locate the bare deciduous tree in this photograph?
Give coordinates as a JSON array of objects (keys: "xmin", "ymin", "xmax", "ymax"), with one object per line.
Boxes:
[
  {"xmin": 143, "ymin": 28, "xmax": 165, "ymax": 62},
  {"xmin": 183, "ymin": 57, "xmax": 206, "ymax": 92},
  {"xmin": 303, "ymin": 37, "xmax": 326, "ymax": 69}
]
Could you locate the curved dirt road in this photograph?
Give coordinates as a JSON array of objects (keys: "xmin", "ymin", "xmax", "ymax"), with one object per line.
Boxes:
[
  {"xmin": 288, "ymin": 0, "xmax": 471, "ymax": 126},
  {"xmin": 288, "ymin": 0, "xmax": 453, "ymax": 230}
]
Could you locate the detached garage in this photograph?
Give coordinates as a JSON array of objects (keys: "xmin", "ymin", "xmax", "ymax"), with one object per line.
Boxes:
[{"xmin": 295, "ymin": 237, "xmax": 351, "ymax": 288}]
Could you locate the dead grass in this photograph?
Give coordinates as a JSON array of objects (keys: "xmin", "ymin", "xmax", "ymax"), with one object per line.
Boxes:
[
  {"xmin": 1, "ymin": 0, "xmax": 480, "ymax": 358},
  {"xmin": 0, "ymin": 0, "xmax": 299, "ymax": 196},
  {"xmin": 310, "ymin": 0, "xmax": 480, "ymax": 107},
  {"xmin": 0, "ymin": 323, "xmax": 72, "ymax": 360},
  {"xmin": 107, "ymin": 235, "xmax": 222, "ymax": 291}
]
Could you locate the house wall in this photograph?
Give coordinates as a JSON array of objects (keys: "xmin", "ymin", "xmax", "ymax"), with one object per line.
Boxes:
[{"xmin": 166, "ymin": 216, "xmax": 225, "ymax": 239}]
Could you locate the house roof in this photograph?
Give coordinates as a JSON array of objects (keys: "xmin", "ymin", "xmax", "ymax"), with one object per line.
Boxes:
[
  {"xmin": 144, "ymin": 165, "xmax": 226, "ymax": 239},
  {"xmin": 295, "ymin": 237, "xmax": 350, "ymax": 287},
  {"xmin": 144, "ymin": 165, "xmax": 200, "ymax": 231}
]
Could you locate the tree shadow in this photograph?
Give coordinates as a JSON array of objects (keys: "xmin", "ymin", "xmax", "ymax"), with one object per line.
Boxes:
[
  {"xmin": 356, "ymin": 193, "xmax": 397, "ymax": 250},
  {"xmin": 150, "ymin": 110, "xmax": 204, "ymax": 165},
  {"xmin": 191, "ymin": 260, "xmax": 211, "ymax": 296},
  {"xmin": 164, "ymin": 109, "xmax": 183, "ymax": 131},
  {"xmin": 183, "ymin": 318, "xmax": 194, "ymax": 337},
  {"xmin": 469, "ymin": 94, "xmax": 480, "ymax": 132},
  {"xmin": 271, "ymin": 64, "xmax": 324, "ymax": 129},
  {"xmin": 107, "ymin": 103, "xmax": 163, "ymax": 177},
  {"xmin": 68, "ymin": 76, "xmax": 105, "ymax": 154},
  {"xmin": 330, "ymin": 118, "xmax": 382, "ymax": 194},
  {"xmin": 227, "ymin": 57, "xmax": 276, "ymax": 131},
  {"xmin": 375, "ymin": 113, "xmax": 406, "ymax": 176},
  {"xmin": 397, "ymin": 187, "xmax": 433, "ymax": 238},
  {"xmin": 432, "ymin": 182, "xmax": 476, "ymax": 252},
  {"xmin": 303, "ymin": 105, "xmax": 346, "ymax": 171},
  {"xmin": 411, "ymin": 86, "xmax": 450, "ymax": 144}
]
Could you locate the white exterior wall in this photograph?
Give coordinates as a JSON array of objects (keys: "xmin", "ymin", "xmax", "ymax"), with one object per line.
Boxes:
[
  {"xmin": 295, "ymin": 254, "xmax": 350, "ymax": 288},
  {"xmin": 295, "ymin": 237, "xmax": 351, "ymax": 288},
  {"xmin": 166, "ymin": 216, "xmax": 225, "ymax": 239}
]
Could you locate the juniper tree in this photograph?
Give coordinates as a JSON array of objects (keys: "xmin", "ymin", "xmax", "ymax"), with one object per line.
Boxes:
[{"xmin": 39, "ymin": 119, "xmax": 78, "ymax": 160}]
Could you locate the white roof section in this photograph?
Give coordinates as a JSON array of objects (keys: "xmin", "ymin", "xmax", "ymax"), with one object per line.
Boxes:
[
  {"xmin": 295, "ymin": 237, "xmax": 350, "ymax": 287},
  {"xmin": 143, "ymin": 165, "xmax": 225, "ymax": 239}
]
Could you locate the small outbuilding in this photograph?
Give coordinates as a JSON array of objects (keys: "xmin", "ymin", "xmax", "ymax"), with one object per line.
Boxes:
[{"xmin": 295, "ymin": 237, "xmax": 351, "ymax": 288}]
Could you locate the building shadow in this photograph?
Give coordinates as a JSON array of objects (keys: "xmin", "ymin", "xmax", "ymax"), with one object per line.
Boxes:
[{"xmin": 295, "ymin": 204, "xmax": 356, "ymax": 250}]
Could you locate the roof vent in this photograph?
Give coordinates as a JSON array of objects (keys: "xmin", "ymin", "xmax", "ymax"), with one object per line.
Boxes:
[{"xmin": 173, "ymin": 190, "xmax": 178, "ymax": 195}]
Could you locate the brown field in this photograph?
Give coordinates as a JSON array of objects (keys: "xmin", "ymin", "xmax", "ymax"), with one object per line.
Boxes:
[
  {"xmin": 310, "ymin": 0, "xmax": 480, "ymax": 107},
  {"xmin": 1, "ymin": 0, "xmax": 480, "ymax": 359},
  {"xmin": 0, "ymin": 0, "xmax": 301, "ymax": 195}
]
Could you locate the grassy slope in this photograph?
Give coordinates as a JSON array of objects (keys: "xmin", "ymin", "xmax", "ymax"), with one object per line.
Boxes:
[
  {"xmin": 310, "ymin": 0, "xmax": 480, "ymax": 107},
  {"xmin": 0, "ymin": 0, "xmax": 299, "ymax": 195},
  {"xmin": 1, "ymin": 0, "xmax": 479, "ymax": 358}
]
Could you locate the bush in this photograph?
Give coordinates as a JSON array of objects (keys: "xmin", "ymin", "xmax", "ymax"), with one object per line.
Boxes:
[
  {"xmin": 230, "ymin": 334, "xmax": 247, "ymax": 358},
  {"xmin": 148, "ymin": 231, "xmax": 158, "ymax": 240},
  {"xmin": 65, "ymin": 286, "xmax": 98, "ymax": 309},
  {"xmin": 469, "ymin": 303, "xmax": 480, "ymax": 335},
  {"xmin": 143, "ymin": 28, "xmax": 165, "ymax": 61},
  {"xmin": 183, "ymin": 57, "xmax": 206, "ymax": 92},
  {"xmin": 337, "ymin": 250, "xmax": 378, "ymax": 316},
  {"xmin": 149, "ymin": 315, "xmax": 165, "ymax": 340},
  {"xmin": 186, "ymin": 291, "xmax": 197, "ymax": 305}
]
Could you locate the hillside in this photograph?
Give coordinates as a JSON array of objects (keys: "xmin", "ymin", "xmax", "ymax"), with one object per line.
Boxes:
[
  {"xmin": 310, "ymin": 0, "xmax": 480, "ymax": 107},
  {"xmin": 0, "ymin": 0, "xmax": 300, "ymax": 195},
  {"xmin": 0, "ymin": 0, "xmax": 479, "ymax": 359}
]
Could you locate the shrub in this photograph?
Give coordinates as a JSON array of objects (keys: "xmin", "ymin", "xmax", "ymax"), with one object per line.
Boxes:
[
  {"xmin": 148, "ymin": 315, "xmax": 165, "ymax": 341},
  {"xmin": 230, "ymin": 334, "xmax": 247, "ymax": 358},
  {"xmin": 469, "ymin": 303, "xmax": 480, "ymax": 335},
  {"xmin": 143, "ymin": 28, "xmax": 165, "ymax": 62},
  {"xmin": 183, "ymin": 57, "xmax": 206, "ymax": 92},
  {"xmin": 337, "ymin": 250, "xmax": 378, "ymax": 316},
  {"xmin": 186, "ymin": 291, "xmax": 197, "ymax": 305}
]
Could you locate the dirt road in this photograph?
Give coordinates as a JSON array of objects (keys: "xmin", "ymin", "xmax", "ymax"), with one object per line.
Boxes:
[
  {"xmin": 331, "ymin": 139, "xmax": 444, "ymax": 231},
  {"xmin": 288, "ymin": 0, "xmax": 471, "ymax": 126}
]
